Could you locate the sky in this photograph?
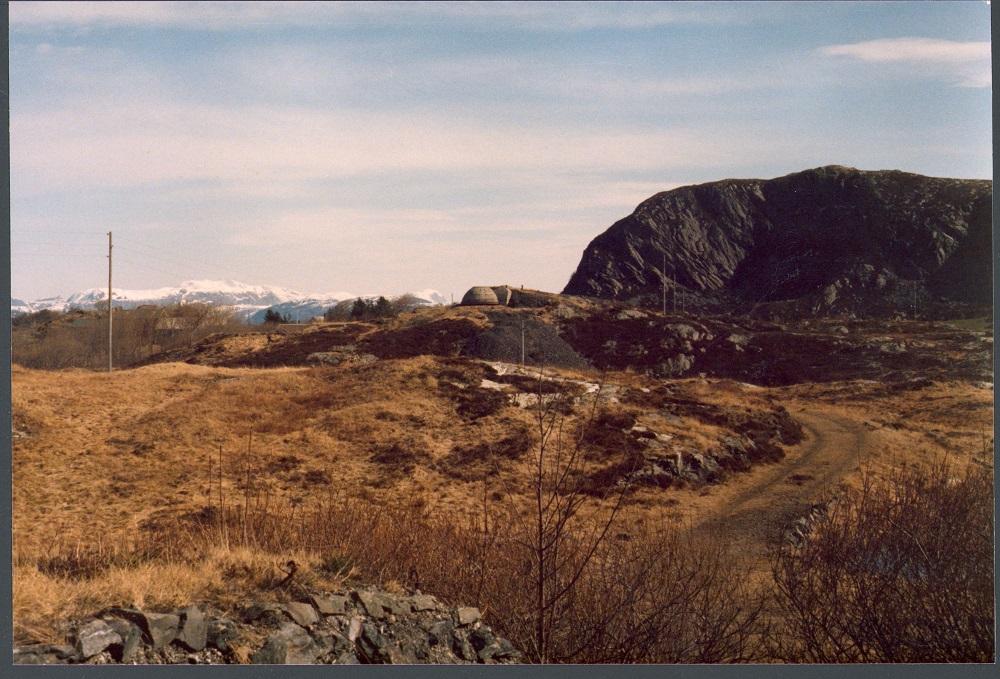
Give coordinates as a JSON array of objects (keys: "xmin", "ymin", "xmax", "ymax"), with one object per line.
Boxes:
[{"xmin": 9, "ymin": 1, "xmax": 993, "ymax": 301}]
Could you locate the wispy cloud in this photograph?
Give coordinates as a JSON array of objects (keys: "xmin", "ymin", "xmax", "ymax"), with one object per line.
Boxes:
[
  {"xmin": 10, "ymin": 1, "xmax": 726, "ymax": 32},
  {"xmin": 11, "ymin": 99, "xmax": 779, "ymax": 191},
  {"xmin": 819, "ymin": 37, "xmax": 991, "ymax": 87}
]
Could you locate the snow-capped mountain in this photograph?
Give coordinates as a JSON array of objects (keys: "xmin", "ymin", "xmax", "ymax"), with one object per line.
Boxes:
[
  {"xmin": 12, "ymin": 280, "xmax": 447, "ymax": 323},
  {"xmin": 410, "ymin": 289, "xmax": 450, "ymax": 305}
]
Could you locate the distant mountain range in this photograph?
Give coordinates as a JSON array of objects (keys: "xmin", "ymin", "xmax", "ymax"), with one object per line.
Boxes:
[
  {"xmin": 11, "ymin": 280, "xmax": 448, "ymax": 323},
  {"xmin": 563, "ymin": 165, "xmax": 991, "ymax": 318}
]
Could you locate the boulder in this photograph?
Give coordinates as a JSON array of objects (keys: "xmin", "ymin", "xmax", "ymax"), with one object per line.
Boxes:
[
  {"xmin": 409, "ymin": 594, "xmax": 439, "ymax": 612},
  {"xmin": 356, "ymin": 623, "xmax": 393, "ymax": 664},
  {"xmin": 282, "ymin": 602, "xmax": 319, "ymax": 628},
  {"xmin": 175, "ymin": 606, "xmax": 208, "ymax": 652},
  {"xmin": 108, "ymin": 608, "xmax": 179, "ymax": 650},
  {"xmin": 311, "ymin": 594, "xmax": 350, "ymax": 616},
  {"xmin": 455, "ymin": 607, "xmax": 481, "ymax": 626},
  {"xmin": 74, "ymin": 619, "xmax": 123, "ymax": 659},
  {"xmin": 13, "ymin": 644, "xmax": 77, "ymax": 665},
  {"xmin": 251, "ymin": 622, "xmax": 320, "ymax": 664},
  {"xmin": 347, "ymin": 616, "xmax": 364, "ymax": 642},
  {"xmin": 426, "ymin": 619, "xmax": 454, "ymax": 647},
  {"xmin": 470, "ymin": 626, "xmax": 502, "ymax": 662},
  {"xmin": 105, "ymin": 619, "xmax": 143, "ymax": 662},
  {"xmin": 206, "ymin": 618, "xmax": 239, "ymax": 653},
  {"xmin": 242, "ymin": 602, "xmax": 285, "ymax": 626},
  {"xmin": 451, "ymin": 629, "xmax": 476, "ymax": 661}
]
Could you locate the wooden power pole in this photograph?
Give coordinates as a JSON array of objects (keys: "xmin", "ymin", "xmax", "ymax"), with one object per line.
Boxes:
[
  {"xmin": 521, "ymin": 317, "xmax": 526, "ymax": 366},
  {"xmin": 107, "ymin": 230, "xmax": 113, "ymax": 372}
]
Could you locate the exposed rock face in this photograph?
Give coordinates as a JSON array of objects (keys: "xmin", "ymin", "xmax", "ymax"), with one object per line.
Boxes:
[
  {"xmin": 563, "ymin": 166, "xmax": 991, "ymax": 317},
  {"xmin": 14, "ymin": 588, "xmax": 521, "ymax": 666}
]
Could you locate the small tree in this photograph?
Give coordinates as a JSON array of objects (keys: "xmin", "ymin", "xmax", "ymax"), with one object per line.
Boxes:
[
  {"xmin": 373, "ymin": 296, "xmax": 393, "ymax": 319},
  {"xmin": 350, "ymin": 298, "xmax": 371, "ymax": 320},
  {"xmin": 263, "ymin": 308, "xmax": 286, "ymax": 325}
]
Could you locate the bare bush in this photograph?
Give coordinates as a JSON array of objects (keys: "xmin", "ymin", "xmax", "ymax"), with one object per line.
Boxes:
[
  {"xmin": 12, "ymin": 304, "xmax": 246, "ymax": 370},
  {"xmin": 771, "ymin": 461, "xmax": 994, "ymax": 662}
]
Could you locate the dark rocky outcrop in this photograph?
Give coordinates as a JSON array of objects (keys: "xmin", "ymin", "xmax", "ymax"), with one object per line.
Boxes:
[
  {"xmin": 14, "ymin": 588, "xmax": 521, "ymax": 665},
  {"xmin": 563, "ymin": 166, "xmax": 991, "ymax": 318}
]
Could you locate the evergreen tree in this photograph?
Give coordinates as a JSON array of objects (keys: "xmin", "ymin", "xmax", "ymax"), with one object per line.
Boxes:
[
  {"xmin": 263, "ymin": 308, "xmax": 286, "ymax": 324},
  {"xmin": 374, "ymin": 296, "xmax": 393, "ymax": 318},
  {"xmin": 350, "ymin": 298, "xmax": 369, "ymax": 319}
]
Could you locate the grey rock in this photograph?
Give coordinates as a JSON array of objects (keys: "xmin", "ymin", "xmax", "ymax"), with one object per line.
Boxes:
[
  {"xmin": 108, "ymin": 608, "xmax": 179, "ymax": 650},
  {"xmin": 175, "ymin": 606, "xmax": 207, "ymax": 652},
  {"xmin": 242, "ymin": 602, "xmax": 285, "ymax": 625},
  {"xmin": 390, "ymin": 639, "xmax": 422, "ymax": 664},
  {"xmin": 75, "ymin": 619, "xmax": 123, "ymax": 659},
  {"xmin": 409, "ymin": 594, "xmax": 439, "ymax": 612},
  {"xmin": 106, "ymin": 619, "xmax": 142, "ymax": 663},
  {"xmin": 455, "ymin": 607, "xmax": 481, "ymax": 626},
  {"xmin": 470, "ymin": 626, "xmax": 500, "ymax": 662},
  {"xmin": 14, "ymin": 643, "xmax": 77, "ymax": 665},
  {"xmin": 311, "ymin": 594, "xmax": 350, "ymax": 616},
  {"xmin": 382, "ymin": 596, "xmax": 410, "ymax": 618},
  {"xmin": 314, "ymin": 631, "xmax": 352, "ymax": 661},
  {"xmin": 251, "ymin": 622, "xmax": 320, "ymax": 664},
  {"xmin": 352, "ymin": 590, "xmax": 387, "ymax": 619},
  {"xmin": 206, "ymin": 618, "xmax": 239, "ymax": 653},
  {"xmin": 336, "ymin": 650, "xmax": 361, "ymax": 664},
  {"xmin": 494, "ymin": 637, "xmax": 520, "ymax": 660},
  {"xmin": 451, "ymin": 629, "xmax": 476, "ymax": 661},
  {"xmin": 356, "ymin": 623, "xmax": 393, "ymax": 664},
  {"xmin": 347, "ymin": 616, "xmax": 364, "ymax": 642},
  {"xmin": 427, "ymin": 619, "xmax": 454, "ymax": 647},
  {"xmin": 282, "ymin": 601, "xmax": 319, "ymax": 628}
]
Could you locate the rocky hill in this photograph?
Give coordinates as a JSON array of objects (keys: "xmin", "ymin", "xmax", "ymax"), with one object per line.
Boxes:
[{"xmin": 563, "ymin": 166, "xmax": 992, "ymax": 318}]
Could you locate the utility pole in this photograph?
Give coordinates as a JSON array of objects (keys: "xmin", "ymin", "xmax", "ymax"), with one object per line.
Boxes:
[
  {"xmin": 107, "ymin": 231, "xmax": 113, "ymax": 372},
  {"xmin": 521, "ymin": 316, "xmax": 526, "ymax": 366}
]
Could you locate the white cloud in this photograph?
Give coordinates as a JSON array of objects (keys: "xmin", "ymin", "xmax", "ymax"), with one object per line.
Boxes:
[
  {"xmin": 820, "ymin": 38, "xmax": 989, "ymax": 63},
  {"xmin": 820, "ymin": 37, "xmax": 991, "ymax": 88}
]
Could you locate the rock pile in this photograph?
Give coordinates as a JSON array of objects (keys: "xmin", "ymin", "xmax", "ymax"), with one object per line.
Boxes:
[
  {"xmin": 306, "ymin": 345, "xmax": 378, "ymax": 366},
  {"xmin": 14, "ymin": 587, "xmax": 521, "ymax": 665}
]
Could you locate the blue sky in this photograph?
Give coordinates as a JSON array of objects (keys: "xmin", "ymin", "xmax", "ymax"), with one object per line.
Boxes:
[{"xmin": 9, "ymin": 1, "xmax": 992, "ymax": 301}]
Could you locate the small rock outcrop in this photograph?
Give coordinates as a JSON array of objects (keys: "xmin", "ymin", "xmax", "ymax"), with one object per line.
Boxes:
[{"xmin": 14, "ymin": 587, "xmax": 521, "ymax": 665}]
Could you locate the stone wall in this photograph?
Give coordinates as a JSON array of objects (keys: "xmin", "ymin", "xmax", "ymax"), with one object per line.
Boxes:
[{"xmin": 14, "ymin": 586, "xmax": 521, "ymax": 665}]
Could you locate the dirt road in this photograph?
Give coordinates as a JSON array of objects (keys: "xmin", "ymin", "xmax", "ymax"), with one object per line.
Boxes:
[{"xmin": 690, "ymin": 409, "xmax": 867, "ymax": 570}]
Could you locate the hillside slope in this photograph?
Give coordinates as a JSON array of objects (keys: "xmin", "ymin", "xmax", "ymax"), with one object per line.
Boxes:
[{"xmin": 563, "ymin": 166, "xmax": 992, "ymax": 317}]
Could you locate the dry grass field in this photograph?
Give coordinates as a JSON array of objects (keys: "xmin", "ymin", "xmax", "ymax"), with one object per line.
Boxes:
[
  {"xmin": 13, "ymin": 347, "xmax": 992, "ymax": 646},
  {"xmin": 10, "ymin": 298, "xmax": 994, "ymax": 661}
]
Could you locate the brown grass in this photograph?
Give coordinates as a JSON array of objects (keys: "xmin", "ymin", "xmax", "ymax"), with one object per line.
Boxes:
[{"xmin": 11, "ymin": 352, "xmax": 994, "ymax": 661}]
